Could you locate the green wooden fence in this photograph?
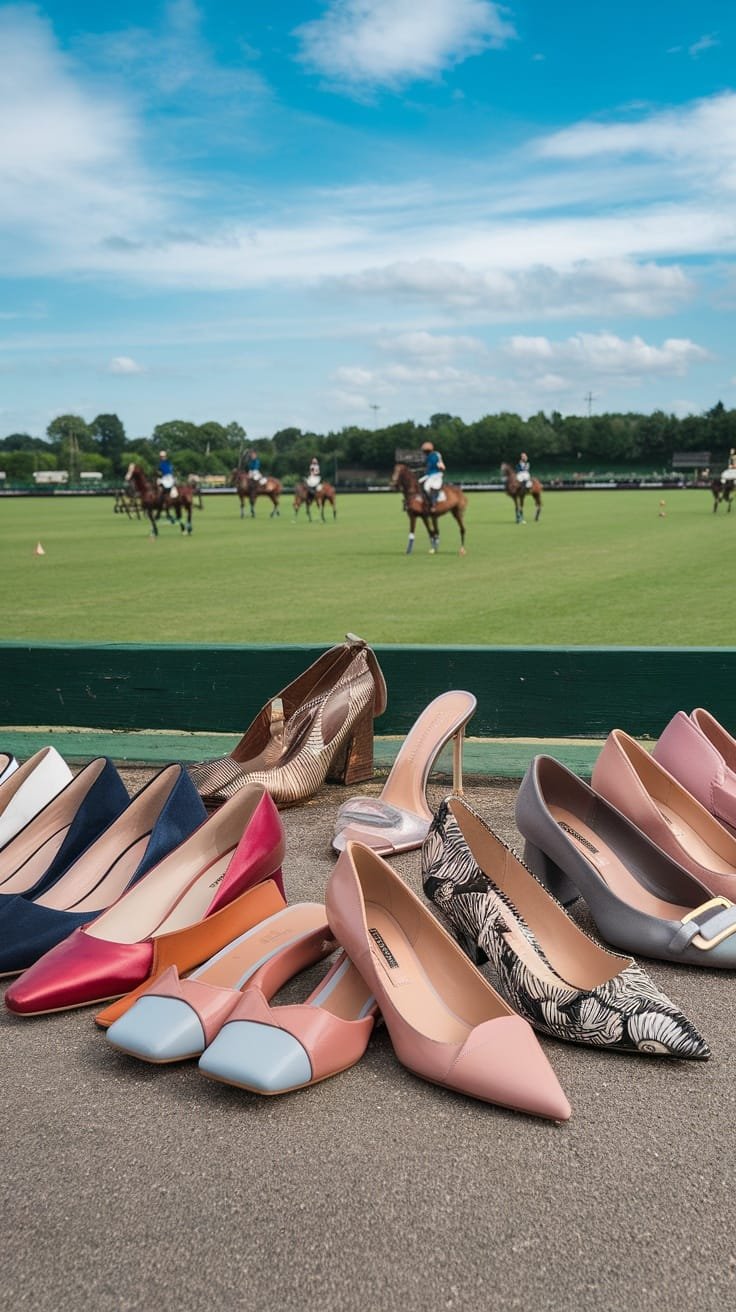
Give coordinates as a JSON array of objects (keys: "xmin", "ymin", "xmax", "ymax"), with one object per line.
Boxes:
[{"xmin": 2, "ymin": 641, "xmax": 734, "ymax": 739}]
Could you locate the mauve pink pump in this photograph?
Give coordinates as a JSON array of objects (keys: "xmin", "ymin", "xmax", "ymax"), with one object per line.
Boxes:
[{"xmin": 324, "ymin": 842, "xmax": 571, "ymax": 1122}]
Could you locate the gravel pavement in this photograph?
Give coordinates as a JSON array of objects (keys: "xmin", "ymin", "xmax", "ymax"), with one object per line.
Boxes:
[{"xmin": 2, "ymin": 769, "xmax": 734, "ymax": 1312}]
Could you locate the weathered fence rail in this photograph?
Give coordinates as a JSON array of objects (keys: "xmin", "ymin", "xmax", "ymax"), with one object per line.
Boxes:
[{"xmin": 2, "ymin": 642, "xmax": 734, "ymax": 740}]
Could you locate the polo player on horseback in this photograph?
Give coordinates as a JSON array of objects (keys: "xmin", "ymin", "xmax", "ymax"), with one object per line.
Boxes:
[
  {"xmin": 306, "ymin": 456, "xmax": 322, "ymax": 505},
  {"xmin": 516, "ymin": 452, "xmax": 532, "ymax": 488},
  {"xmin": 419, "ymin": 441, "xmax": 445, "ymax": 509},
  {"xmin": 246, "ymin": 448, "xmax": 267, "ymax": 487},
  {"xmin": 157, "ymin": 450, "xmax": 178, "ymax": 502}
]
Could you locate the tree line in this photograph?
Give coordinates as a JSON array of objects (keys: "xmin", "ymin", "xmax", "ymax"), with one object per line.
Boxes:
[{"xmin": 1, "ymin": 404, "xmax": 735, "ymax": 483}]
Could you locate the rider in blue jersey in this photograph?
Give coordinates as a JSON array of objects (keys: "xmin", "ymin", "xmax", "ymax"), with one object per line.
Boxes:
[
  {"xmin": 247, "ymin": 449, "xmax": 266, "ymax": 485},
  {"xmin": 157, "ymin": 450, "xmax": 178, "ymax": 500},
  {"xmin": 419, "ymin": 441, "xmax": 446, "ymax": 507},
  {"xmin": 516, "ymin": 452, "xmax": 532, "ymax": 487}
]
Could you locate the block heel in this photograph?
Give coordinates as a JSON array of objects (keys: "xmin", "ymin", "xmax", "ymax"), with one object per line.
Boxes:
[
  {"xmin": 522, "ymin": 840, "xmax": 580, "ymax": 907},
  {"xmin": 326, "ymin": 702, "xmax": 375, "ymax": 786}
]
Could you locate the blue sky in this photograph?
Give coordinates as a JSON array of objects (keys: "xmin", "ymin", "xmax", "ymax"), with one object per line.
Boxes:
[{"xmin": 1, "ymin": 0, "xmax": 735, "ymax": 440}]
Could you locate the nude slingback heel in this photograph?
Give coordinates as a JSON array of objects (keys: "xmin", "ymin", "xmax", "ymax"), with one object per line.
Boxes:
[{"xmin": 332, "ymin": 691, "xmax": 477, "ymax": 856}]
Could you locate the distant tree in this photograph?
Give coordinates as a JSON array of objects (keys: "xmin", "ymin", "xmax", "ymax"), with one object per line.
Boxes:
[
  {"xmin": 46, "ymin": 413, "xmax": 94, "ymax": 450},
  {"xmin": 272, "ymin": 427, "xmax": 302, "ymax": 452},
  {"xmin": 91, "ymin": 413, "xmax": 126, "ymax": 470},
  {"xmin": 0, "ymin": 450, "xmax": 56, "ymax": 481},
  {"xmin": 225, "ymin": 421, "xmax": 247, "ymax": 448},
  {"xmin": 1, "ymin": 432, "xmax": 39, "ymax": 451},
  {"xmin": 152, "ymin": 420, "xmax": 200, "ymax": 452}
]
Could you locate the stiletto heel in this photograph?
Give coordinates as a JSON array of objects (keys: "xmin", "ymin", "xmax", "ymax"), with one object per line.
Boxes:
[
  {"xmin": 325, "ymin": 701, "xmax": 374, "ymax": 786},
  {"xmin": 452, "ymin": 729, "xmax": 465, "ymax": 796},
  {"xmin": 332, "ymin": 690, "xmax": 477, "ymax": 856},
  {"xmin": 522, "ymin": 840, "xmax": 580, "ymax": 907}
]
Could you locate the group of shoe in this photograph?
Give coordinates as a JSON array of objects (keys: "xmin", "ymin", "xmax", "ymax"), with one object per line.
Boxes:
[{"xmin": 2, "ymin": 635, "xmax": 735, "ymax": 1125}]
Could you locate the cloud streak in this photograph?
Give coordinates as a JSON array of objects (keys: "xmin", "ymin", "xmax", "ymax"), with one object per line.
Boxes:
[{"xmin": 294, "ymin": 0, "xmax": 516, "ymax": 91}]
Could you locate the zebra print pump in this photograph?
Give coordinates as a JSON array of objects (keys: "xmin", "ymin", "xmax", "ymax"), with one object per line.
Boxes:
[{"xmin": 422, "ymin": 797, "xmax": 709, "ymax": 1060}]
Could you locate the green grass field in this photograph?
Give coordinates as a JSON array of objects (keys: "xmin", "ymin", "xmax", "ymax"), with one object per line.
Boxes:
[{"xmin": 0, "ymin": 489, "xmax": 729, "ymax": 646}]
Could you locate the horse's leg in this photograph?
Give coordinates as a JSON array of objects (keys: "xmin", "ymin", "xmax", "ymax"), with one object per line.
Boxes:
[
  {"xmin": 453, "ymin": 508, "xmax": 466, "ymax": 555},
  {"xmin": 534, "ymin": 493, "xmax": 542, "ymax": 522},
  {"xmin": 406, "ymin": 512, "xmax": 416, "ymax": 554},
  {"xmin": 148, "ymin": 505, "xmax": 158, "ymax": 537},
  {"xmin": 240, "ymin": 492, "xmax": 245, "ymax": 520}
]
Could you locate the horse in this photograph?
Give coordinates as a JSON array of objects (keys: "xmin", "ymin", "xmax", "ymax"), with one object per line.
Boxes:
[
  {"xmin": 231, "ymin": 469, "xmax": 281, "ymax": 519},
  {"xmin": 113, "ymin": 486, "xmax": 142, "ymax": 519},
  {"xmin": 124, "ymin": 463, "xmax": 197, "ymax": 536},
  {"xmin": 501, "ymin": 463, "xmax": 543, "ymax": 523},
  {"xmin": 390, "ymin": 463, "xmax": 467, "ymax": 555},
  {"xmin": 292, "ymin": 481, "xmax": 337, "ymax": 522},
  {"xmin": 711, "ymin": 478, "xmax": 734, "ymax": 513}
]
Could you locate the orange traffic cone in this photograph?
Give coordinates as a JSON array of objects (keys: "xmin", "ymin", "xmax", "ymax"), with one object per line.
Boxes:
[{"xmin": 33, "ymin": 541, "xmax": 45, "ymax": 555}]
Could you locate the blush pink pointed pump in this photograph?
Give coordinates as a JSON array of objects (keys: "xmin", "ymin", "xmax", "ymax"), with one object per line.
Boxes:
[{"xmin": 325, "ymin": 842, "xmax": 571, "ymax": 1121}]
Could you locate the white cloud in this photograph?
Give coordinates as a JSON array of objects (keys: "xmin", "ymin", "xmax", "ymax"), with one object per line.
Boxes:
[
  {"xmin": 107, "ymin": 356, "xmax": 146, "ymax": 374},
  {"xmin": 378, "ymin": 330, "xmax": 486, "ymax": 358},
  {"xmin": 689, "ymin": 33, "xmax": 719, "ymax": 57},
  {"xmin": 0, "ymin": 7, "xmax": 157, "ymax": 254},
  {"xmin": 341, "ymin": 259, "xmax": 694, "ymax": 319},
  {"xmin": 334, "ymin": 365, "xmax": 374, "ymax": 386},
  {"xmin": 506, "ymin": 331, "xmax": 709, "ymax": 377},
  {"xmin": 534, "ymin": 92, "xmax": 736, "ymax": 194},
  {"xmin": 294, "ymin": 0, "xmax": 516, "ymax": 90}
]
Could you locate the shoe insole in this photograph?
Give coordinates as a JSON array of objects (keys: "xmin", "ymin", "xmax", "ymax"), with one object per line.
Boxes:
[
  {"xmin": 308, "ymin": 953, "xmax": 375, "ymax": 1021},
  {"xmin": 379, "ymin": 692, "xmax": 476, "ymax": 821},
  {"xmin": 364, "ymin": 901, "xmax": 473, "ymax": 1044},
  {"xmin": 0, "ymin": 825, "xmax": 70, "ymax": 892},
  {"xmin": 657, "ymin": 802, "xmax": 735, "ymax": 875},
  {"xmin": 189, "ymin": 904, "xmax": 328, "ymax": 990},
  {"xmin": 549, "ymin": 806, "xmax": 692, "ymax": 920},
  {"xmin": 38, "ymin": 834, "xmax": 153, "ymax": 914}
]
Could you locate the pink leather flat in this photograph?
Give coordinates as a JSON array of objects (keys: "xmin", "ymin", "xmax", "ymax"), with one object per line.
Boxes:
[
  {"xmin": 325, "ymin": 841, "xmax": 571, "ymax": 1121},
  {"xmin": 592, "ymin": 729, "xmax": 736, "ymax": 901},
  {"xmin": 106, "ymin": 904, "xmax": 335, "ymax": 1062},
  {"xmin": 653, "ymin": 709, "xmax": 736, "ymax": 836},
  {"xmin": 5, "ymin": 785, "xmax": 286, "ymax": 1016},
  {"xmin": 198, "ymin": 938, "xmax": 378, "ymax": 1094}
]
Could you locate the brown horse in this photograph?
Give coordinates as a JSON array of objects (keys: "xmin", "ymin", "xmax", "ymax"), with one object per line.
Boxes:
[
  {"xmin": 501, "ymin": 463, "xmax": 543, "ymax": 523},
  {"xmin": 292, "ymin": 480, "xmax": 337, "ymax": 522},
  {"xmin": 391, "ymin": 463, "xmax": 467, "ymax": 555},
  {"xmin": 124, "ymin": 463, "xmax": 197, "ymax": 536},
  {"xmin": 113, "ymin": 486, "xmax": 142, "ymax": 519},
  {"xmin": 711, "ymin": 478, "xmax": 734, "ymax": 513},
  {"xmin": 231, "ymin": 469, "xmax": 281, "ymax": 519}
]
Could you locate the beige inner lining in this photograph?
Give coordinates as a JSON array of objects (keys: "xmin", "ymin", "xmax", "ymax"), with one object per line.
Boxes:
[
  {"xmin": 39, "ymin": 835, "xmax": 152, "ymax": 913},
  {"xmin": 451, "ymin": 800, "xmax": 624, "ymax": 989},
  {"xmin": 365, "ymin": 901, "xmax": 474, "ymax": 1043},
  {"xmin": 0, "ymin": 826, "xmax": 70, "ymax": 892},
  {"xmin": 656, "ymin": 802, "xmax": 735, "ymax": 874},
  {"xmin": 380, "ymin": 692, "xmax": 476, "ymax": 819},
  {"xmin": 194, "ymin": 904, "xmax": 326, "ymax": 989},
  {"xmin": 549, "ymin": 805, "xmax": 690, "ymax": 920},
  {"xmin": 315, "ymin": 956, "xmax": 374, "ymax": 1021}
]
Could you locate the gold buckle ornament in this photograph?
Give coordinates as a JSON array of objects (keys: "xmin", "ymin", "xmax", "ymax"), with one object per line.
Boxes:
[{"xmin": 681, "ymin": 897, "xmax": 736, "ymax": 950}]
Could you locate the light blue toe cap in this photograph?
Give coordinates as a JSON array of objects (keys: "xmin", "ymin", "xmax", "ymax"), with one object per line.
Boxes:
[
  {"xmin": 199, "ymin": 1021, "xmax": 312, "ymax": 1093},
  {"xmin": 107, "ymin": 996, "xmax": 206, "ymax": 1062}
]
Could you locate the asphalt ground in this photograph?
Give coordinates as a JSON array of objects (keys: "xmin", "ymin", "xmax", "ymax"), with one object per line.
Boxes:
[{"xmin": 2, "ymin": 768, "xmax": 735, "ymax": 1312}]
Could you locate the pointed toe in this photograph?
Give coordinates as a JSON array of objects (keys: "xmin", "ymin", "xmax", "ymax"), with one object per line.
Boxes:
[
  {"xmin": 199, "ymin": 1021, "xmax": 313, "ymax": 1093},
  {"xmin": 449, "ymin": 1016, "xmax": 571, "ymax": 1121},
  {"xmin": 107, "ymin": 997, "xmax": 206, "ymax": 1062}
]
